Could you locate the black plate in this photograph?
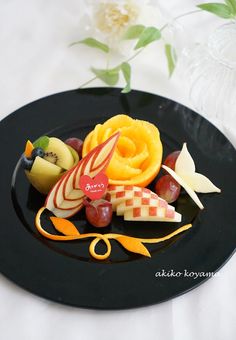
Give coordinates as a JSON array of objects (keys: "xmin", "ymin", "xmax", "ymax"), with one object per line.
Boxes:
[{"xmin": 0, "ymin": 88, "xmax": 235, "ymax": 309}]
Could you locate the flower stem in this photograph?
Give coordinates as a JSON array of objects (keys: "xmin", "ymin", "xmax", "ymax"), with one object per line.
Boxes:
[
  {"xmin": 79, "ymin": 75, "xmax": 98, "ymax": 89},
  {"xmin": 125, "ymin": 47, "xmax": 145, "ymax": 63},
  {"xmin": 160, "ymin": 9, "xmax": 202, "ymax": 32}
]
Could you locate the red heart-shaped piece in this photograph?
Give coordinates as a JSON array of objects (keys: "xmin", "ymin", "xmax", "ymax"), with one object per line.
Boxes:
[{"xmin": 79, "ymin": 173, "xmax": 108, "ymax": 200}]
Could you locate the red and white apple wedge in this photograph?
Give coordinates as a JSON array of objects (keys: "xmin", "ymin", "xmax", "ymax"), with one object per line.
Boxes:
[
  {"xmin": 116, "ymin": 196, "xmax": 169, "ymax": 216},
  {"xmin": 106, "ymin": 185, "xmax": 181, "ymax": 223},
  {"xmin": 45, "ymin": 132, "xmax": 120, "ymax": 218},
  {"xmin": 107, "ymin": 185, "xmax": 158, "ymax": 207},
  {"xmin": 124, "ymin": 206, "xmax": 181, "ymax": 222},
  {"xmin": 107, "ymin": 185, "xmax": 155, "ymax": 194},
  {"xmin": 107, "ymin": 189, "xmax": 158, "ymax": 211}
]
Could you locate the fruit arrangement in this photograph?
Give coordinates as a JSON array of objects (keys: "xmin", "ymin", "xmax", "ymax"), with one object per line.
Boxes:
[
  {"xmin": 22, "ymin": 136, "xmax": 80, "ymax": 194},
  {"xmin": 21, "ymin": 114, "xmax": 221, "ymax": 260}
]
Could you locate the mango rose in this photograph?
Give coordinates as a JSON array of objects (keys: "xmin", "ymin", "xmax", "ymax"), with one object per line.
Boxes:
[{"xmin": 82, "ymin": 114, "xmax": 163, "ymax": 187}]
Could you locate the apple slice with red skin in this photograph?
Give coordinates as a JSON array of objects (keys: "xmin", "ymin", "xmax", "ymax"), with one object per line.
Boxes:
[
  {"xmin": 106, "ymin": 184, "xmax": 180, "ymax": 222},
  {"xmin": 107, "ymin": 185, "xmax": 140, "ymax": 193},
  {"xmin": 57, "ymin": 135, "xmax": 117, "ymax": 208},
  {"xmin": 45, "ymin": 165, "xmax": 82, "ymax": 212},
  {"xmin": 72, "ymin": 138, "xmax": 117, "ymax": 189},
  {"xmin": 107, "ymin": 186, "xmax": 160, "ymax": 211},
  {"xmin": 124, "ymin": 206, "xmax": 181, "ymax": 222},
  {"xmin": 45, "ymin": 132, "xmax": 120, "ymax": 217},
  {"xmin": 62, "ymin": 167, "xmax": 83, "ymax": 201},
  {"xmin": 54, "ymin": 165, "xmax": 84, "ymax": 210},
  {"xmin": 116, "ymin": 196, "xmax": 169, "ymax": 216},
  {"xmin": 53, "ymin": 135, "xmax": 115, "ymax": 206},
  {"xmin": 44, "ymin": 169, "xmax": 81, "ymax": 218},
  {"xmin": 52, "ymin": 146, "xmax": 100, "ymax": 210}
]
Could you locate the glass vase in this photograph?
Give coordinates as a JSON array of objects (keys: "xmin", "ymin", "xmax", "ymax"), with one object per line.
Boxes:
[{"xmin": 180, "ymin": 21, "xmax": 236, "ymax": 129}]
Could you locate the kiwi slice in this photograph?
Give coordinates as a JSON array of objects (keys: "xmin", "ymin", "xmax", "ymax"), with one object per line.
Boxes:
[
  {"xmin": 44, "ymin": 137, "xmax": 74, "ymax": 170},
  {"xmin": 44, "ymin": 151, "xmax": 58, "ymax": 164}
]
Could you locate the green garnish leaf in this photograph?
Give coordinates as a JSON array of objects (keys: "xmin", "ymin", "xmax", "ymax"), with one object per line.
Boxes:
[
  {"xmin": 224, "ymin": 0, "xmax": 236, "ymax": 14},
  {"xmin": 121, "ymin": 62, "xmax": 131, "ymax": 93},
  {"xmin": 70, "ymin": 37, "xmax": 110, "ymax": 53},
  {"xmin": 197, "ymin": 3, "xmax": 233, "ymax": 18},
  {"xmin": 33, "ymin": 136, "xmax": 50, "ymax": 150},
  {"xmin": 165, "ymin": 44, "xmax": 177, "ymax": 77},
  {"xmin": 134, "ymin": 27, "xmax": 161, "ymax": 50},
  {"xmin": 123, "ymin": 25, "xmax": 146, "ymax": 40},
  {"xmin": 91, "ymin": 67, "xmax": 120, "ymax": 86}
]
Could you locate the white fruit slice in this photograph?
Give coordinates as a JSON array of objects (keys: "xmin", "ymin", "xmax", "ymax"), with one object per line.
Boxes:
[
  {"xmin": 44, "ymin": 137, "xmax": 74, "ymax": 170},
  {"xmin": 26, "ymin": 156, "xmax": 62, "ymax": 195},
  {"xmin": 31, "ymin": 156, "xmax": 62, "ymax": 176},
  {"xmin": 180, "ymin": 173, "xmax": 221, "ymax": 193},
  {"xmin": 162, "ymin": 143, "xmax": 221, "ymax": 209},
  {"xmin": 175, "ymin": 143, "xmax": 195, "ymax": 174},
  {"xmin": 162, "ymin": 164, "xmax": 204, "ymax": 210},
  {"xmin": 124, "ymin": 206, "xmax": 181, "ymax": 222},
  {"xmin": 175, "ymin": 143, "xmax": 221, "ymax": 193}
]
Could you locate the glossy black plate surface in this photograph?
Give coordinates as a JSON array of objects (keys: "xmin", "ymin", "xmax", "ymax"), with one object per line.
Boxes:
[{"xmin": 0, "ymin": 88, "xmax": 235, "ymax": 309}]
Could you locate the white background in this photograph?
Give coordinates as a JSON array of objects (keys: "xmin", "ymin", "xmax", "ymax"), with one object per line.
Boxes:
[{"xmin": 0, "ymin": 1, "xmax": 235, "ymax": 339}]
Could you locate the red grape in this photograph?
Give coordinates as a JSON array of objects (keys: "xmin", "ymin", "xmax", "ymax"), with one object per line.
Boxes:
[
  {"xmin": 155, "ymin": 175, "xmax": 181, "ymax": 203},
  {"xmin": 84, "ymin": 199, "xmax": 113, "ymax": 228},
  {"xmin": 64, "ymin": 138, "xmax": 83, "ymax": 158},
  {"xmin": 163, "ymin": 150, "xmax": 181, "ymax": 171}
]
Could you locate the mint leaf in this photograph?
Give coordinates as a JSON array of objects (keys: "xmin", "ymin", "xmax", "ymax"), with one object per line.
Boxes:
[
  {"xmin": 165, "ymin": 44, "xmax": 177, "ymax": 77},
  {"xmin": 134, "ymin": 26, "xmax": 161, "ymax": 50},
  {"xmin": 197, "ymin": 3, "xmax": 233, "ymax": 18},
  {"xmin": 33, "ymin": 136, "xmax": 50, "ymax": 150},
  {"xmin": 123, "ymin": 25, "xmax": 145, "ymax": 40},
  {"xmin": 91, "ymin": 67, "xmax": 120, "ymax": 86},
  {"xmin": 121, "ymin": 62, "xmax": 131, "ymax": 93},
  {"xmin": 225, "ymin": 0, "xmax": 236, "ymax": 14},
  {"xmin": 70, "ymin": 38, "xmax": 109, "ymax": 53}
]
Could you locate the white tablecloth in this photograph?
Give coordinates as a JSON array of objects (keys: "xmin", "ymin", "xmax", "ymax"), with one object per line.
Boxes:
[{"xmin": 0, "ymin": 1, "xmax": 235, "ymax": 339}]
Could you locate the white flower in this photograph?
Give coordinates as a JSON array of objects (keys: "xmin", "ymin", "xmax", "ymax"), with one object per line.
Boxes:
[
  {"xmin": 83, "ymin": 0, "xmax": 162, "ymax": 52},
  {"xmin": 94, "ymin": 0, "xmax": 140, "ymax": 38}
]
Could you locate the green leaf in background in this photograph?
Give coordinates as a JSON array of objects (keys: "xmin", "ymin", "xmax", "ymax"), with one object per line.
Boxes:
[
  {"xmin": 91, "ymin": 67, "xmax": 120, "ymax": 86},
  {"xmin": 123, "ymin": 25, "xmax": 145, "ymax": 40},
  {"xmin": 165, "ymin": 44, "xmax": 177, "ymax": 77},
  {"xmin": 33, "ymin": 136, "xmax": 50, "ymax": 150},
  {"xmin": 70, "ymin": 38, "xmax": 109, "ymax": 53},
  {"xmin": 224, "ymin": 0, "xmax": 236, "ymax": 14},
  {"xmin": 197, "ymin": 3, "xmax": 233, "ymax": 18},
  {"xmin": 121, "ymin": 62, "xmax": 131, "ymax": 93},
  {"xmin": 134, "ymin": 27, "xmax": 161, "ymax": 50}
]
